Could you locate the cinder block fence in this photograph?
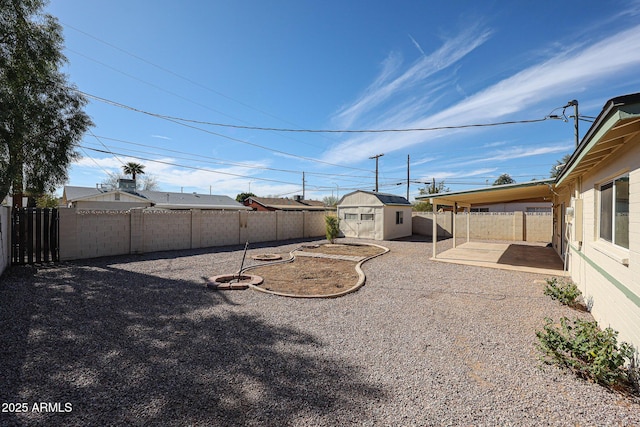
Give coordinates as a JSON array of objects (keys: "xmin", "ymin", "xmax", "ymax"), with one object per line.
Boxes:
[
  {"xmin": 58, "ymin": 208, "xmax": 327, "ymax": 261},
  {"xmin": 412, "ymin": 211, "xmax": 552, "ymax": 242}
]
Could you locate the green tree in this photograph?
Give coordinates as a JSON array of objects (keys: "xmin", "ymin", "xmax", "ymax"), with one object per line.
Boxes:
[
  {"xmin": 322, "ymin": 195, "xmax": 338, "ymax": 207},
  {"xmin": 235, "ymin": 192, "xmax": 256, "ymax": 203},
  {"xmin": 325, "ymin": 215, "xmax": 340, "ymax": 243},
  {"xmin": 36, "ymin": 193, "xmax": 59, "ymax": 208},
  {"xmin": 0, "ymin": 0, "xmax": 92, "ymax": 205},
  {"xmin": 493, "ymin": 173, "xmax": 516, "ymax": 185},
  {"xmin": 550, "ymin": 153, "xmax": 572, "ymax": 178},
  {"xmin": 122, "ymin": 162, "xmax": 145, "ymax": 180},
  {"xmin": 415, "ymin": 179, "xmax": 449, "ymax": 212},
  {"xmin": 102, "ymin": 172, "xmax": 160, "ymax": 191}
]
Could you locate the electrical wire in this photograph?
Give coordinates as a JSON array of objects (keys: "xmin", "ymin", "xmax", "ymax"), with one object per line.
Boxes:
[
  {"xmin": 62, "ymin": 22, "xmax": 306, "ymax": 129},
  {"xmin": 81, "ymin": 146, "xmax": 303, "ymax": 186},
  {"xmin": 84, "ymin": 135, "xmax": 374, "ymax": 180},
  {"xmin": 81, "ymin": 90, "xmax": 551, "ymax": 134},
  {"xmin": 79, "ymin": 91, "xmax": 373, "ymax": 173}
]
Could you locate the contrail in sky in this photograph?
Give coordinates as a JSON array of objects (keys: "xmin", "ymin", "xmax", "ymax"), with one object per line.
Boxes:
[{"xmin": 408, "ymin": 34, "xmax": 425, "ymax": 56}]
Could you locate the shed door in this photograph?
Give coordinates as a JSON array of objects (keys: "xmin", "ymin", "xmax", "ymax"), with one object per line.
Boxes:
[{"xmin": 357, "ymin": 212, "xmax": 376, "ymax": 239}]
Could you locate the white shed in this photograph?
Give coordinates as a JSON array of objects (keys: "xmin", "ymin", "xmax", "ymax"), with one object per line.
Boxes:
[{"xmin": 337, "ymin": 190, "xmax": 412, "ymax": 240}]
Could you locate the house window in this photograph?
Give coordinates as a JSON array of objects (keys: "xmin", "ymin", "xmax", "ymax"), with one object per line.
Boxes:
[
  {"xmin": 361, "ymin": 213, "xmax": 374, "ymax": 221},
  {"xmin": 114, "ymin": 193, "xmax": 120, "ymax": 201},
  {"xmin": 344, "ymin": 213, "xmax": 357, "ymax": 220},
  {"xmin": 599, "ymin": 175, "xmax": 629, "ymax": 249},
  {"xmin": 396, "ymin": 211, "xmax": 403, "ymax": 224}
]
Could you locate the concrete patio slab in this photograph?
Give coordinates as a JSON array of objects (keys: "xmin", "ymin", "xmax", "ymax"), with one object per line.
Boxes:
[{"xmin": 432, "ymin": 241, "xmax": 568, "ymax": 276}]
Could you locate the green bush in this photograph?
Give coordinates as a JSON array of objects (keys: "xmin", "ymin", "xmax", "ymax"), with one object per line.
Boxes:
[
  {"xmin": 537, "ymin": 317, "xmax": 637, "ymax": 391},
  {"xmin": 325, "ymin": 215, "xmax": 339, "ymax": 244},
  {"xmin": 544, "ymin": 277, "xmax": 582, "ymax": 307}
]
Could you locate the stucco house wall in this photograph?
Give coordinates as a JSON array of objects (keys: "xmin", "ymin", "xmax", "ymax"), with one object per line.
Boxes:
[
  {"xmin": 559, "ymin": 140, "xmax": 640, "ymax": 349},
  {"xmin": 553, "ymin": 93, "xmax": 640, "ymax": 350}
]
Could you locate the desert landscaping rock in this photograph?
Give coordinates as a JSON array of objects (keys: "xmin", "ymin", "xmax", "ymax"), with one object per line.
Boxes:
[{"xmin": 1, "ymin": 236, "xmax": 638, "ymax": 426}]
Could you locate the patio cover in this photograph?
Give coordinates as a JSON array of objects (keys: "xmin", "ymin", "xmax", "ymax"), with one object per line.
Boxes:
[{"xmin": 415, "ymin": 179, "xmax": 555, "ymax": 258}]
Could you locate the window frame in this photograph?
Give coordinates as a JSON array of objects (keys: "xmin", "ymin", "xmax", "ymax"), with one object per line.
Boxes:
[
  {"xmin": 598, "ymin": 173, "xmax": 629, "ymax": 250},
  {"xmin": 395, "ymin": 211, "xmax": 403, "ymax": 225},
  {"xmin": 360, "ymin": 213, "xmax": 374, "ymax": 221},
  {"xmin": 344, "ymin": 213, "xmax": 357, "ymax": 220}
]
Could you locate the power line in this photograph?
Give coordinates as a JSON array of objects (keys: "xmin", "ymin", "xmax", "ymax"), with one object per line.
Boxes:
[
  {"xmin": 80, "ymin": 147, "xmax": 302, "ymax": 186},
  {"xmin": 82, "ymin": 90, "xmax": 551, "ymax": 134},
  {"xmin": 85, "ymin": 134, "xmax": 373, "ymax": 180},
  {"xmin": 62, "ymin": 22, "xmax": 305, "ymax": 129},
  {"xmin": 78, "ymin": 91, "xmax": 372, "ymax": 173}
]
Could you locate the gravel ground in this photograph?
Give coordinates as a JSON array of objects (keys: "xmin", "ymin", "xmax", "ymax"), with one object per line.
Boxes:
[{"xmin": 1, "ymin": 236, "xmax": 639, "ymax": 426}]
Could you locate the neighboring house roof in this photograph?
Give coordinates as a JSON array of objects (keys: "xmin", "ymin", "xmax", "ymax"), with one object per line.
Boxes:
[
  {"xmin": 63, "ymin": 186, "xmax": 150, "ymax": 203},
  {"xmin": 63, "ymin": 186, "xmax": 250, "ymax": 210},
  {"xmin": 139, "ymin": 191, "xmax": 250, "ymax": 210},
  {"xmin": 416, "ymin": 179, "xmax": 555, "ymax": 207},
  {"xmin": 556, "ymin": 92, "xmax": 640, "ymax": 186},
  {"xmin": 338, "ymin": 190, "xmax": 412, "ymax": 206},
  {"xmin": 246, "ymin": 197, "xmax": 327, "ymax": 210}
]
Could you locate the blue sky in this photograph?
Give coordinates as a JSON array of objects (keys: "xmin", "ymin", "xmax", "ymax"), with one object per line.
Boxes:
[{"xmin": 46, "ymin": 1, "xmax": 640, "ymax": 201}]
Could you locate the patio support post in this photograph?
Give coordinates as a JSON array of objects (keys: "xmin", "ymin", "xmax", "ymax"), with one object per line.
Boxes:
[
  {"xmin": 452, "ymin": 203, "xmax": 457, "ymax": 249},
  {"xmin": 431, "ymin": 199, "xmax": 437, "ymax": 258},
  {"xmin": 466, "ymin": 207, "xmax": 470, "ymax": 243}
]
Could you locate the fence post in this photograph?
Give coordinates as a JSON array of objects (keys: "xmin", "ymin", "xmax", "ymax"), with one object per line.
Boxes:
[
  {"xmin": 514, "ymin": 211, "xmax": 524, "ymax": 241},
  {"xmin": 130, "ymin": 208, "xmax": 144, "ymax": 254}
]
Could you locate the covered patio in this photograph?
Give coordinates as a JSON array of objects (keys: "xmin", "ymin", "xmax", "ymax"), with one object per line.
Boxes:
[{"xmin": 417, "ymin": 179, "xmax": 565, "ymax": 275}]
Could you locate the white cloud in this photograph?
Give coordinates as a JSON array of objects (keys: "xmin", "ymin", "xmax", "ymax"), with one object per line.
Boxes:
[
  {"xmin": 448, "ymin": 144, "xmax": 573, "ymax": 168},
  {"xmin": 333, "ymin": 24, "xmax": 492, "ymax": 128},
  {"xmin": 416, "ymin": 167, "xmax": 498, "ymax": 181},
  {"xmin": 323, "ymin": 23, "xmax": 640, "ymax": 164},
  {"xmin": 72, "ymin": 154, "xmax": 295, "ymax": 197}
]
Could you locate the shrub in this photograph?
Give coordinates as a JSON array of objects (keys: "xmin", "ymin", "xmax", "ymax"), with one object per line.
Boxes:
[
  {"xmin": 544, "ymin": 277, "xmax": 582, "ymax": 307},
  {"xmin": 537, "ymin": 317, "xmax": 637, "ymax": 392},
  {"xmin": 325, "ymin": 215, "xmax": 339, "ymax": 244}
]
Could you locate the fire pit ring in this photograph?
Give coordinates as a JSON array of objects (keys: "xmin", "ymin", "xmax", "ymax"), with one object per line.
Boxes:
[
  {"xmin": 206, "ymin": 274, "xmax": 263, "ymax": 290},
  {"xmin": 251, "ymin": 253, "xmax": 282, "ymax": 261}
]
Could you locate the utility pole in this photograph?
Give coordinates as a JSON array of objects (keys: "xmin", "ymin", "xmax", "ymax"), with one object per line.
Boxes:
[
  {"xmin": 567, "ymin": 99, "xmax": 579, "ymax": 147},
  {"xmin": 406, "ymin": 154, "xmax": 410, "ymax": 201},
  {"xmin": 369, "ymin": 153, "xmax": 384, "ymax": 192},
  {"xmin": 302, "ymin": 171, "xmax": 305, "ymax": 200}
]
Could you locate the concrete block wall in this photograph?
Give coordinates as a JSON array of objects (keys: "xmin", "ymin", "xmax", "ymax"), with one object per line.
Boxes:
[
  {"xmin": 59, "ymin": 208, "xmax": 131, "ymax": 260},
  {"xmin": 276, "ymin": 211, "xmax": 303, "ymax": 241},
  {"xmin": 412, "ymin": 212, "xmax": 454, "ymax": 237},
  {"xmin": 524, "ymin": 213, "xmax": 553, "ymax": 242},
  {"xmin": 143, "ymin": 210, "xmax": 192, "ymax": 252},
  {"xmin": 58, "ymin": 208, "xmax": 327, "ymax": 261},
  {"xmin": 413, "ymin": 211, "xmax": 552, "ymax": 242},
  {"xmin": 241, "ymin": 211, "xmax": 277, "ymax": 243},
  {"xmin": 305, "ymin": 211, "xmax": 328, "ymax": 238},
  {"xmin": 200, "ymin": 211, "xmax": 241, "ymax": 247}
]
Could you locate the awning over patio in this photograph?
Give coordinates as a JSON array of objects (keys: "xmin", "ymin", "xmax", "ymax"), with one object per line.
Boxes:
[
  {"xmin": 415, "ymin": 178, "xmax": 555, "ymax": 207},
  {"xmin": 415, "ymin": 179, "xmax": 556, "ymax": 259}
]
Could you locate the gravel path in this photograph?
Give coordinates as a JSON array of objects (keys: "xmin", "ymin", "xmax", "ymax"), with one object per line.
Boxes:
[{"xmin": 1, "ymin": 236, "xmax": 638, "ymax": 426}]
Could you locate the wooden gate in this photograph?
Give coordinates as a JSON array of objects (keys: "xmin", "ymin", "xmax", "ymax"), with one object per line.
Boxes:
[{"xmin": 11, "ymin": 208, "xmax": 59, "ymax": 265}]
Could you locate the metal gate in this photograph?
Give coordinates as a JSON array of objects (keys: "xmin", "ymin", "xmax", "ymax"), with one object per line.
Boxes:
[{"xmin": 11, "ymin": 208, "xmax": 59, "ymax": 265}]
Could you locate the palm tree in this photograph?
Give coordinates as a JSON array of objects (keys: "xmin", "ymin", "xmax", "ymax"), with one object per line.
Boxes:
[{"xmin": 122, "ymin": 162, "xmax": 145, "ymax": 180}]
